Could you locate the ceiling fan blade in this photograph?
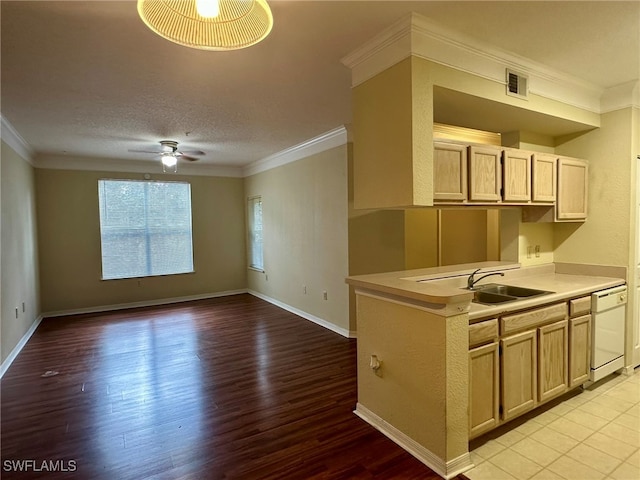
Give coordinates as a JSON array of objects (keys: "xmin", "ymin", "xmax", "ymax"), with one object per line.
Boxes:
[
  {"xmin": 180, "ymin": 155, "xmax": 199, "ymax": 162},
  {"xmin": 128, "ymin": 149, "xmax": 162, "ymax": 154},
  {"xmin": 179, "ymin": 149, "xmax": 205, "ymax": 156}
]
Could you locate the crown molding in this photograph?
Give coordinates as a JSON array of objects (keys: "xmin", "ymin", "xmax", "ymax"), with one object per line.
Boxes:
[
  {"xmin": 341, "ymin": 12, "xmax": 604, "ymax": 114},
  {"xmin": 0, "ymin": 116, "xmax": 34, "ymax": 164},
  {"xmin": 8, "ymin": 122, "xmax": 349, "ymax": 178},
  {"xmin": 33, "ymin": 154, "xmax": 244, "ymax": 178},
  {"xmin": 243, "ymin": 125, "xmax": 348, "ymax": 177},
  {"xmin": 601, "ymin": 80, "xmax": 640, "ymax": 114}
]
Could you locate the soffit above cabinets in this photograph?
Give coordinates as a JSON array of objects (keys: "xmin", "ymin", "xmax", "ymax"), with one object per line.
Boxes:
[{"xmin": 433, "ymin": 87, "xmax": 598, "ymax": 140}]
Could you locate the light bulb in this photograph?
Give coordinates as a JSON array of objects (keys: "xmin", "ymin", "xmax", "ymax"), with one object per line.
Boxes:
[
  {"xmin": 161, "ymin": 154, "xmax": 177, "ymax": 167},
  {"xmin": 196, "ymin": 0, "xmax": 220, "ymax": 18}
]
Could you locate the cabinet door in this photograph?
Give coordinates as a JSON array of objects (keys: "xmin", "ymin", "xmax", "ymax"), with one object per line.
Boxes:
[
  {"xmin": 434, "ymin": 142, "xmax": 467, "ymax": 201},
  {"xmin": 532, "ymin": 153, "xmax": 557, "ymax": 203},
  {"xmin": 503, "ymin": 149, "xmax": 531, "ymax": 202},
  {"xmin": 538, "ymin": 320, "xmax": 569, "ymax": 402},
  {"xmin": 557, "ymin": 157, "xmax": 588, "ymax": 220},
  {"xmin": 469, "ymin": 342, "xmax": 500, "ymax": 438},
  {"xmin": 469, "ymin": 146, "xmax": 502, "ymax": 202},
  {"xmin": 501, "ymin": 330, "xmax": 537, "ymax": 420},
  {"xmin": 569, "ymin": 314, "xmax": 592, "ymax": 388}
]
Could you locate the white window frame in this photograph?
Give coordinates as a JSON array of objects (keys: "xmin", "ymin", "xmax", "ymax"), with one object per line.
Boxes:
[{"xmin": 247, "ymin": 195, "xmax": 264, "ymax": 272}]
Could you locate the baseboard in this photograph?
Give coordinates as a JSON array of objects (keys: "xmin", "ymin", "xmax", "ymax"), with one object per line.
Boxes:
[
  {"xmin": 1, "ymin": 315, "xmax": 43, "ymax": 379},
  {"xmin": 42, "ymin": 289, "xmax": 249, "ymax": 318},
  {"xmin": 248, "ymin": 290, "xmax": 356, "ymax": 338},
  {"xmin": 354, "ymin": 403, "xmax": 472, "ymax": 480}
]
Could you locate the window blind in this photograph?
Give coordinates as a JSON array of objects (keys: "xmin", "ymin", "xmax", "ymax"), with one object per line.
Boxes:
[
  {"xmin": 247, "ymin": 196, "xmax": 263, "ymax": 271},
  {"xmin": 98, "ymin": 179, "xmax": 194, "ymax": 280}
]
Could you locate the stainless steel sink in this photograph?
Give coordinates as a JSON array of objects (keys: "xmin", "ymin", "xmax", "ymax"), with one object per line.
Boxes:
[
  {"xmin": 466, "ymin": 283, "xmax": 554, "ymax": 305},
  {"xmin": 472, "ymin": 290, "xmax": 517, "ymax": 305}
]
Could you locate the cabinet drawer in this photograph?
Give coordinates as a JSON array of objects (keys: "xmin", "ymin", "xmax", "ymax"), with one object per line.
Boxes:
[
  {"xmin": 569, "ymin": 296, "xmax": 591, "ymax": 317},
  {"xmin": 501, "ymin": 303, "xmax": 567, "ymax": 335},
  {"xmin": 469, "ymin": 319, "xmax": 498, "ymax": 347}
]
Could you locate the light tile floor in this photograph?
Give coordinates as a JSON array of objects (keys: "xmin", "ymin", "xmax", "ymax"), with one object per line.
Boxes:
[{"xmin": 466, "ymin": 369, "xmax": 640, "ymax": 480}]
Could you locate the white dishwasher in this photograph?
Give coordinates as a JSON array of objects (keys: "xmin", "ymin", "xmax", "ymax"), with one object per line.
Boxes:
[{"xmin": 591, "ymin": 285, "xmax": 627, "ymax": 382}]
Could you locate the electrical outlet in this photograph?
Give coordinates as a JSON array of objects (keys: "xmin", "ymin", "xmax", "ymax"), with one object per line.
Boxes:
[
  {"xmin": 15, "ymin": 308, "xmax": 19, "ymax": 319},
  {"xmin": 303, "ymin": 285, "xmax": 307, "ymax": 294},
  {"xmin": 22, "ymin": 302, "xmax": 25, "ymax": 312},
  {"xmin": 527, "ymin": 246, "xmax": 532, "ymax": 259},
  {"xmin": 323, "ymin": 291, "xmax": 328, "ymax": 300},
  {"xmin": 535, "ymin": 245, "xmax": 540, "ymax": 257},
  {"xmin": 265, "ymin": 274, "xmax": 268, "ymax": 281}
]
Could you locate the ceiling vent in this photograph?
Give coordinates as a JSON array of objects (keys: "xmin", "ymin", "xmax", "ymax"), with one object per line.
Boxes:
[{"xmin": 506, "ymin": 69, "xmax": 528, "ymax": 100}]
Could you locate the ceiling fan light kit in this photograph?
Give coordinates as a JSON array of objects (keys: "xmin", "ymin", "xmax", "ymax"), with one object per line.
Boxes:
[
  {"xmin": 129, "ymin": 140, "xmax": 204, "ymax": 173},
  {"xmin": 161, "ymin": 153, "xmax": 178, "ymax": 170},
  {"xmin": 137, "ymin": 0, "xmax": 274, "ymax": 51}
]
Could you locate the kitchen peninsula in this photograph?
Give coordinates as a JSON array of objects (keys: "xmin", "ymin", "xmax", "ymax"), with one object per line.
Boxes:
[{"xmin": 346, "ymin": 262, "xmax": 625, "ymax": 479}]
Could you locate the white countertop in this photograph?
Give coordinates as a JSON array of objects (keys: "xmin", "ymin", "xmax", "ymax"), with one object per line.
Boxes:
[
  {"xmin": 346, "ymin": 262, "xmax": 626, "ymax": 320},
  {"xmin": 465, "ymin": 271, "xmax": 624, "ymax": 321}
]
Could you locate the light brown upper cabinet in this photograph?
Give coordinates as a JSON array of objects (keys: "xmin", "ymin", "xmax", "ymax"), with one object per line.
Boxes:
[
  {"xmin": 430, "ymin": 141, "xmax": 588, "ymax": 222},
  {"xmin": 557, "ymin": 157, "xmax": 588, "ymax": 221},
  {"xmin": 468, "ymin": 145, "xmax": 502, "ymax": 202},
  {"xmin": 433, "ymin": 142, "xmax": 467, "ymax": 201},
  {"xmin": 503, "ymin": 149, "xmax": 532, "ymax": 202},
  {"xmin": 532, "ymin": 153, "xmax": 557, "ymax": 203}
]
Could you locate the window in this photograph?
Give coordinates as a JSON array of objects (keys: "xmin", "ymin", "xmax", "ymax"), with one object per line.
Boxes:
[
  {"xmin": 98, "ymin": 179, "xmax": 194, "ymax": 280},
  {"xmin": 247, "ymin": 196, "xmax": 263, "ymax": 271}
]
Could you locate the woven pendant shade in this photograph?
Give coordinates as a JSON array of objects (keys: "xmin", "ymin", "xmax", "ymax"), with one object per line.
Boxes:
[{"xmin": 137, "ymin": 0, "xmax": 273, "ymax": 51}]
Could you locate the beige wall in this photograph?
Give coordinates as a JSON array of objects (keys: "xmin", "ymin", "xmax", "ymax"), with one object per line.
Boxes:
[
  {"xmin": 553, "ymin": 107, "xmax": 638, "ymax": 367},
  {"xmin": 404, "ymin": 209, "xmax": 439, "ymax": 269},
  {"xmin": 245, "ymin": 145, "xmax": 350, "ymax": 335},
  {"xmin": 439, "ymin": 210, "xmax": 489, "ymax": 266},
  {"xmin": 35, "ymin": 168, "xmax": 247, "ymax": 313},
  {"xmin": 356, "ymin": 294, "xmax": 468, "ymax": 462},
  {"xmin": 518, "ymin": 220, "xmax": 555, "ymax": 266},
  {"xmin": 1, "ymin": 141, "xmax": 41, "ymax": 364},
  {"xmin": 554, "ymin": 109, "xmax": 634, "ymax": 267}
]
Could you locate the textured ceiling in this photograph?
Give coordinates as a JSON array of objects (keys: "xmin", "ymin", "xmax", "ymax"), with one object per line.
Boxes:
[{"xmin": 1, "ymin": 1, "xmax": 638, "ymax": 171}]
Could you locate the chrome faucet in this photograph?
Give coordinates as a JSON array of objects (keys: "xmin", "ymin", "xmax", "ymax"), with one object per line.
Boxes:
[{"xmin": 467, "ymin": 268, "xmax": 505, "ymax": 289}]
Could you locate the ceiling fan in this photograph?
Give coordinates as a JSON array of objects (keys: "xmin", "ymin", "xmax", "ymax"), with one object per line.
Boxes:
[{"xmin": 129, "ymin": 140, "xmax": 205, "ymax": 171}]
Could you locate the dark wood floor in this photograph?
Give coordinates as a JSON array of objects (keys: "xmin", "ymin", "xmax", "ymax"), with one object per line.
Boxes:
[{"xmin": 1, "ymin": 294, "xmax": 465, "ymax": 479}]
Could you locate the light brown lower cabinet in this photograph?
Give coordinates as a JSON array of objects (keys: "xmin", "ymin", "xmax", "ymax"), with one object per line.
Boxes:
[
  {"xmin": 501, "ymin": 330, "xmax": 537, "ymax": 421},
  {"xmin": 569, "ymin": 314, "xmax": 592, "ymax": 388},
  {"xmin": 470, "ymin": 299, "xmax": 593, "ymax": 437},
  {"xmin": 538, "ymin": 320, "xmax": 569, "ymax": 402},
  {"xmin": 469, "ymin": 342, "xmax": 499, "ymax": 438}
]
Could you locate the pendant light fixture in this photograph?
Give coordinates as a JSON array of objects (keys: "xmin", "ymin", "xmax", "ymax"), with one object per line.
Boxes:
[{"xmin": 137, "ymin": 0, "xmax": 273, "ymax": 51}]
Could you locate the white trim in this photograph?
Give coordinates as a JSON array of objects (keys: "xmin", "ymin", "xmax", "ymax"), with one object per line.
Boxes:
[
  {"xmin": 243, "ymin": 126, "xmax": 348, "ymax": 177},
  {"xmin": 31, "ymin": 126, "xmax": 349, "ymax": 178},
  {"xmin": 354, "ymin": 403, "xmax": 473, "ymax": 480},
  {"xmin": 33, "ymin": 154, "xmax": 244, "ymax": 178},
  {"xmin": 0, "ymin": 115, "xmax": 34, "ymax": 164},
  {"xmin": 248, "ymin": 290, "xmax": 356, "ymax": 338},
  {"xmin": 600, "ymin": 81, "xmax": 640, "ymax": 114},
  {"xmin": 42, "ymin": 289, "xmax": 248, "ymax": 318},
  {"xmin": 341, "ymin": 12, "xmax": 604, "ymax": 114},
  {"xmin": 1, "ymin": 315, "xmax": 43, "ymax": 379}
]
